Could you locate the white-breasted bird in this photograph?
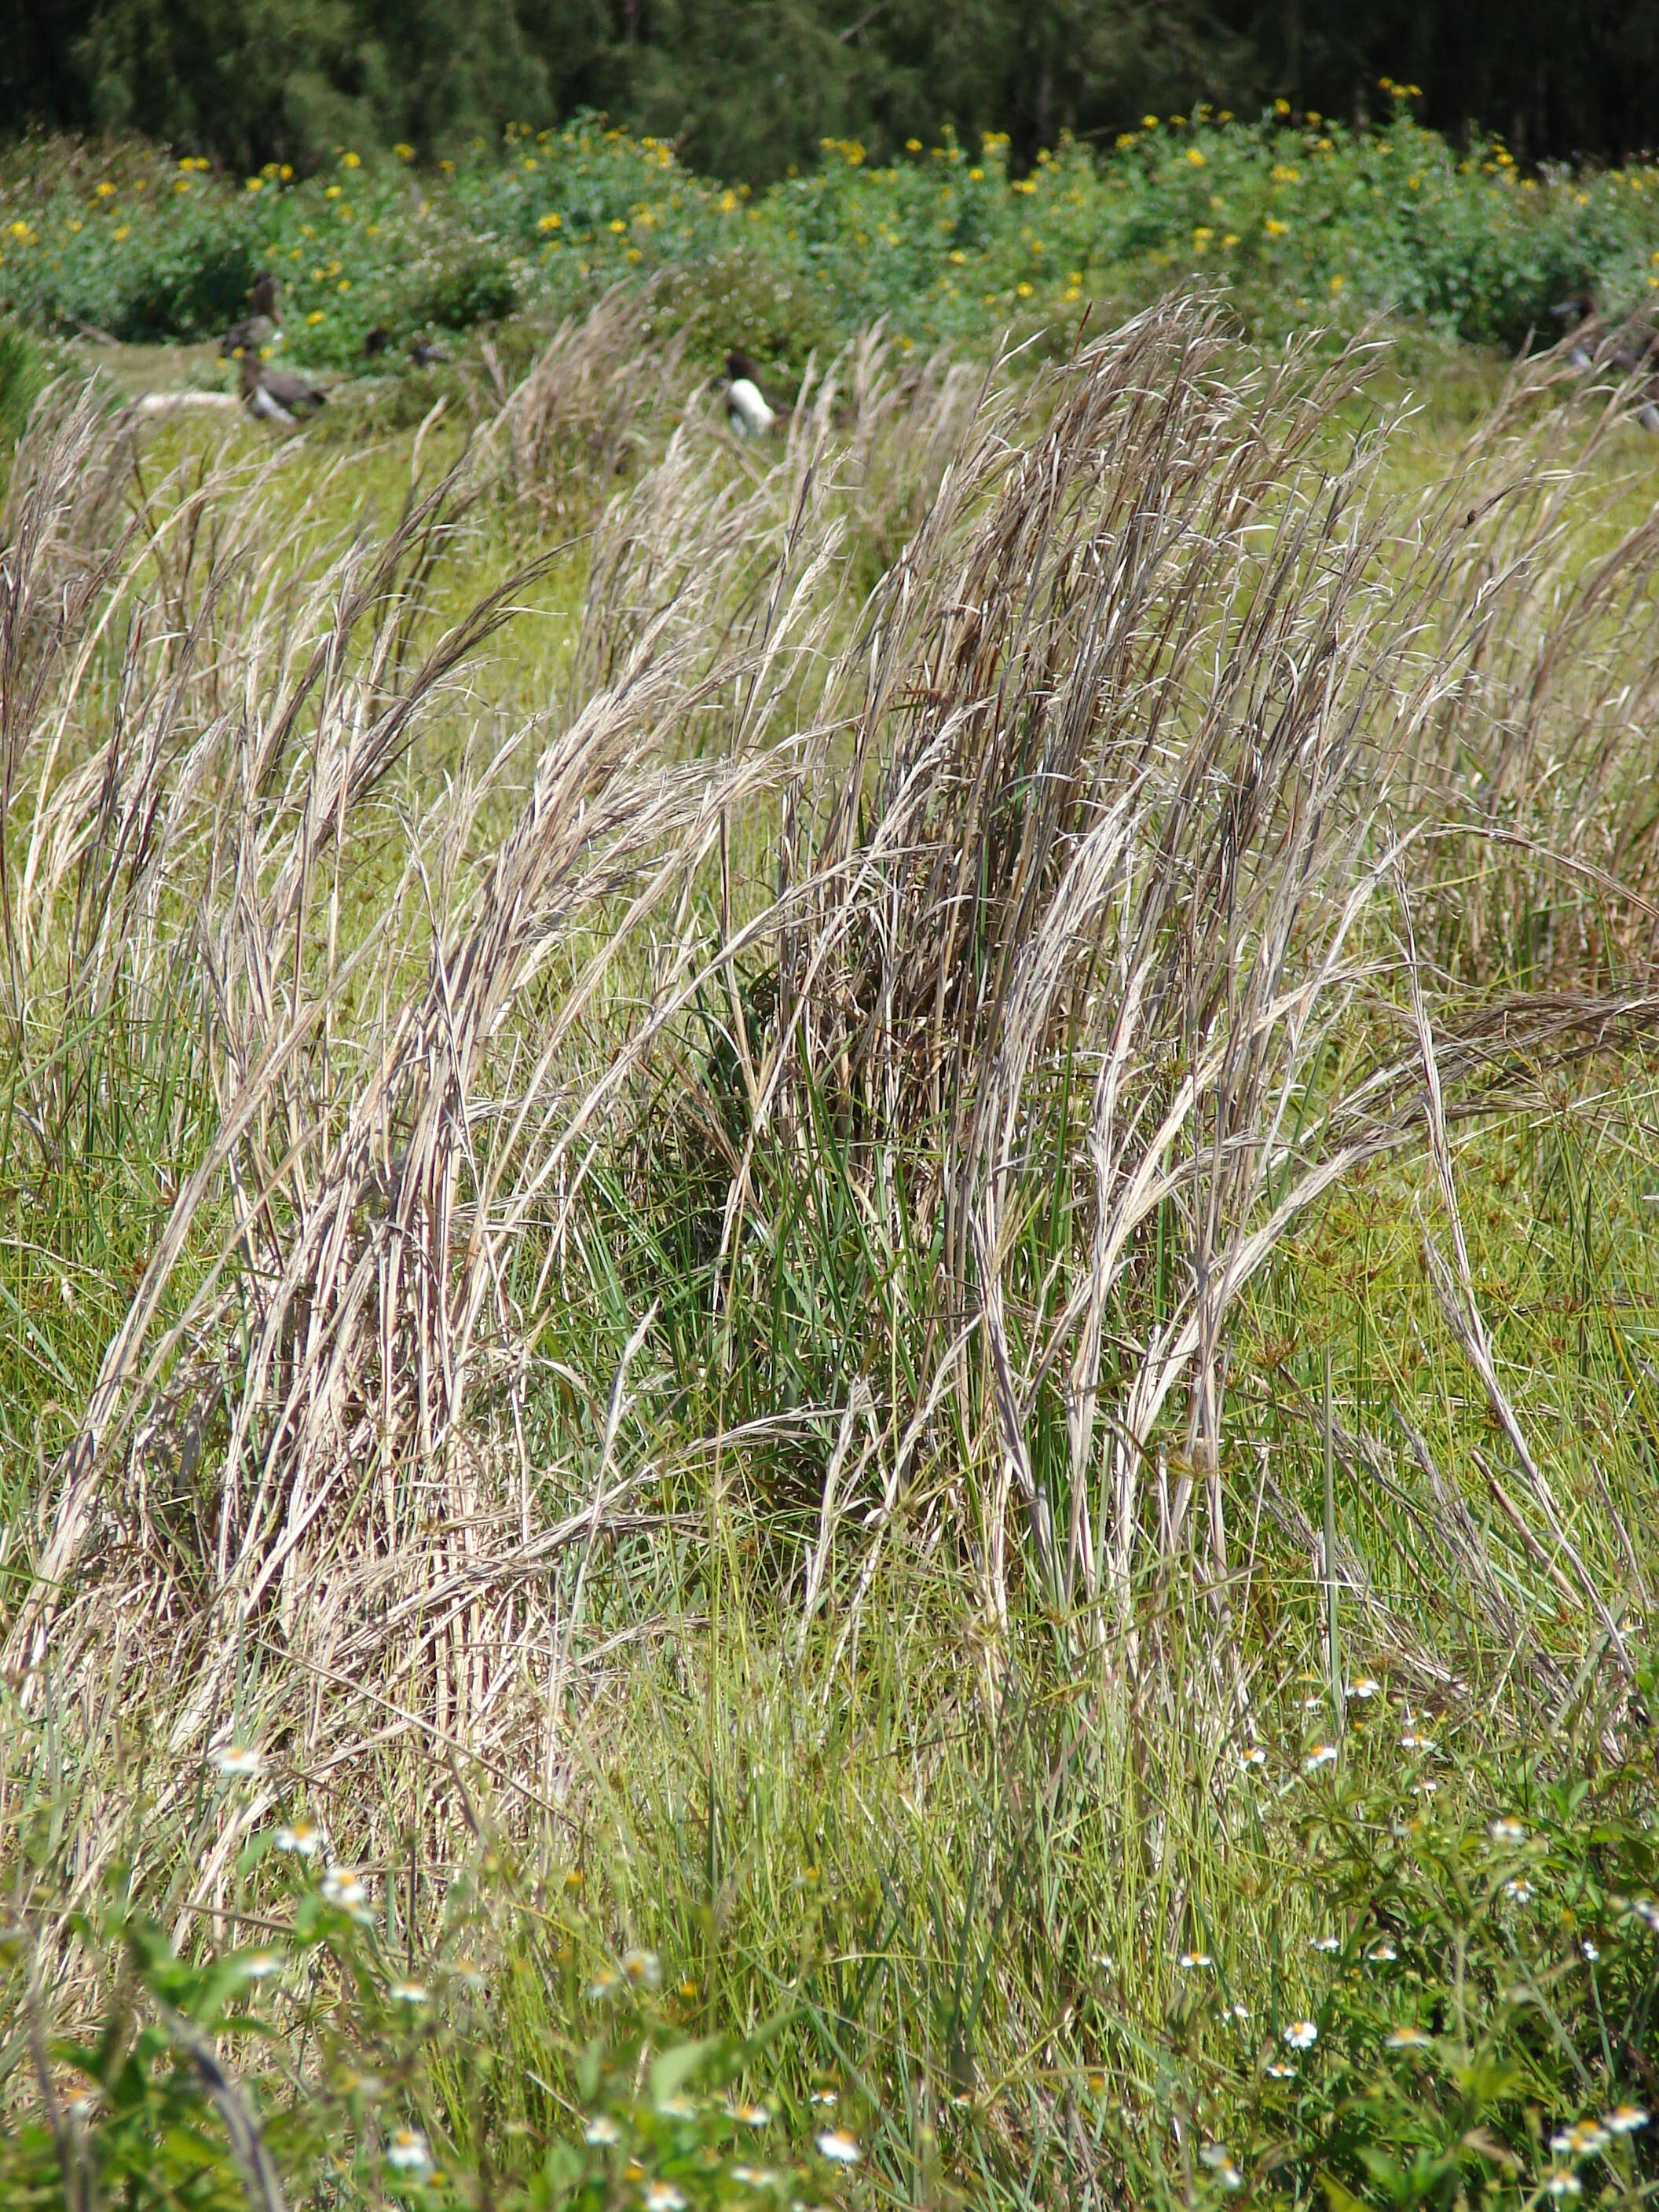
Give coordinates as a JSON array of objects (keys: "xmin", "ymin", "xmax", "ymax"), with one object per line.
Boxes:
[
  {"xmin": 237, "ymin": 349, "xmax": 327, "ymax": 424},
  {"xmin": 725, "ymin": 350, "xmax": 777, "ymax": 438}
]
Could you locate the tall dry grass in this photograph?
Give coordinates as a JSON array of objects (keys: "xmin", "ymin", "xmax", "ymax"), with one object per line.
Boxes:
[{"xmin": 2, "ymin": 298, "xmax": 1658, "ymax": 2181}]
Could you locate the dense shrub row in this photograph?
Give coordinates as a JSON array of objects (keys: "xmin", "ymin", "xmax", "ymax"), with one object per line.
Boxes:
[{"xmin": 6, "ymin": 101, "xmax": 1659, "ymax": 371}]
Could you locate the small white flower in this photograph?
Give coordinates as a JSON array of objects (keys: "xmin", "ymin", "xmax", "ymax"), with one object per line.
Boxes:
[
  {"xmin": 817, "ymin": 2129, "xmax": 862, "ymax": 2165},
  {"xmin": 1301, "ymin": 1694, "xmax": 1325, "ymax": 1711},
  {"xmin": 1546, "ymin": 2177, "xmax": 1582, "ymax": 2199},
  {"xmin": 1367, "ymin": 1940, "xmax": 1398, "ymax": 1962},
  {"xmin": 587, "ymin": 1971, "xmax": 622, "ymax": 2001},
  {"xmin": 1503, "ymin": 1878, "xmax": 1534, "ymax": 1905},
  {"xmin": 1221, "ymin": 2001, "xmax": 1251, "ymax": 2022},
  {"xmin": 1303, "ymin": 1743, "xmax": 1338, "ymax": 1772},
  {"xmin": 1400, "ymin": 1731, "xmax": 1435, "ymax": 1752},
  {"xmin": 1489, "ymin": 1818, "xmax": 1526, "ymax": 1846},
  {"xmin": 1581, "ymin": 1941, "xmax": 1600, "ymax": 1962},
  {"xmin": 1177, "ymin": 1950, "xmax": 1213, "ymax": 1969},
  {"xmin": 1604, "ymin": 2105, "xmax": 1648, "ymax": 2135},
  {"xmin": 1309, "ymin": 1935, "xmax": 1340, "ymax": 1954},
  {"xmin": 1265, "ymin": 2061, "xmax": 1296, "ymax": 2079},
  {"xmin": 239, "ymin": 1949, "xmax": 282, "ymax": 1979},
  {"xmin": 1386, "ymin": 2026, "xmax": 1432, "ymax": 2049},
  {"xmin": 1630, "ymin": 1896, "xmax": 1659, "ymax": 1930},
  {"xmin": 644, "ymin": 2184, "xmax": 686, "ymax": 2212},
  {"xmin": 388, "ymin": 1979, "xmax": 427, "ymax": 2005},
  {"xmin": 584, "ymin": 2114, "xmax": 621, "ymax": 2145},
  {"xmin": 1412, "ymin": 1778, "xmax": 1439, "ymax": 1796},
  {"xmin": 336, "ymin": 2068, "xmax": 384, "ymax": 2099},
  {"xmin": 273, "ymin": 1818, "xmax": 320, "ymax": 1857},
  {"xmin": 657, "ymin": 2094, "xmax": 698, "ymax": 2121},
  {"xmin": 320, "ymin": 1868, "xmax": 373, "ymax": 1923},
  {"xmin": 1239, "ymin": 1745, "xmax": 1267, "ymax": 1770},
  {"xmin": 385, "ymin": 2127, "xmax": 432, "ymax": 2177},
  {"xmin": 1348, "ymin": 1677, "xmax": 1379, "ymax": 1700},
  {"xmin": 1561, "ymin": 2122, "xmax": 1610, "ymax": 2159},
  {"xmin": 1200, "ymin": 2144, "xmax": 1243, "ymax": 2189},
  {"xmin": 1283, "ymin": 2020, "xmax": 1318, "ymax": 2050},
  {"xmin": 808, "ymin": 2088, "xmax": 838, "ymax": 2108},
  {"xmin": 1550, "ymin": 2132, "xmax": 1577, "ymax": 2157},
  {"xmin": 728, "ymin": 2102, "xmax": 771, "ymax": 2128},
  {"xmin": 621, "ymin": 1947, "xmax": 662, "ymax": 1990},
  {"xmin": 730, "ymin": 2168, "xmax": 779, "ymax": 2190},
  {"xmin": 211, "ymin": 1744, "xmax": 263, "ymax": 1778},
  {"xmin": 1092, "ymin": 1953, "xmax": 1115, "ymax": 1971}
]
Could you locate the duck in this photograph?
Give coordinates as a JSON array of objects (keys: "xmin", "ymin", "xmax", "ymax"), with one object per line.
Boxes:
[
  {"xmin": 408, "ymin": 335, "xmax": 450, "ymax": 367},
  {"xmin": 237, "ymin": 350, "xmax": 327, "ymax": 425},
  {"xmin": 1551, "ymin": 288, "xmax": 1659, "ymax": 372},
  {"xmin": 1551, "ymin": 290, "xmax": 1659, "ymax": 428},
  {"xmin": 725, "ymin": 350, "xmax": 777, "ymax": 438},
  {"xmin": 220, "ymin": 271, "xmax": 281, "ymax": 359},
  {"xmin": 362, "ymin": 325, "xmax": 390, "ymax": 359}
]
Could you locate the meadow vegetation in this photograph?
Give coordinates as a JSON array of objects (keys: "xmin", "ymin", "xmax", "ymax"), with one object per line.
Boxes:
[
  {"xmin": 9, "ymin": 101, "xmax": 1659, "ymax": 380},
  {"xmin": 1, "ymin": 118, "xmax": 1659, "ymax": 2212}
]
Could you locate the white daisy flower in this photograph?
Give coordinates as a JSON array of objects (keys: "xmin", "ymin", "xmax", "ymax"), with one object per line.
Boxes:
[
  {"xmin": 273, "ymin": 1818, "xmax": 320, "ymax": 1857},
  {"xmin": 1400, "ymin": 1731, "xmax": 1435, "ymax": 1751},
  {"xmin": 816, "ymin": 2130, "xmax": 862, "ymax": 2164},
  {"xmin": 728, "ymin": 2102, "xmax": 771, "ymax": 2128},
  {"xmin": 211, "ymin": 1744, "xmax": 263, "ymax": 1778},
  {"xmin": 388, "ymin": 1979, "xmax": 427, "ymax": 2005},
  {"xmin": 1367, "ymin": 1940, "xmax": 1398, "ymax": 1962},
  {"xmin": 1386, "ymin": 2026, "xmax": 1433, "ymax": 2049},
  {"xmin": 728, "ymin": 2167, "xmax": 777, "ymax": 2189},
  {"xmin": 1348, "ymin": 1677, "xmax": 1380, "ymax": 1699},
  {"xmin": 1239, "ymin": 1745, "xmax": 1268, "ymax": 1770},
  {"xmin": 1546, "ymin": 2177, "xmax": 1582, "ymax": 2199},
  {"xmin": 621, "ymin": 1948, "xmax": 662, "ymax": 1990},
  {"xmin": 1488, "ymin": 1818, "xmax": 1525, "ymax": 1846},
  {"xmin": 1221, "ymin": 2001, "xmax": 1251, "ymax": 2022},
  {"xmin": 320, "ymin": 1868, "xmax": 373, "ymax": 1923},
  {"xmin": 1303, "ymin": 1743, "xmax": 1339, "ymax": 1772},
  {"xmin": 1581, "ymin": 1941, "xmax": 1600, "ymax": 1962},
  {"xmin": 385, "ymin": 2127, "xmax": 432, "ymax": 2177},
  {"xmin": 587, "ymin": 1971, "xmax": 622, "ymax": 2001},
  {"xmin": 1603, "ymin": 2105, "xmax": 1648, "ymax": 2135},
  {"xmin": 1503, "ymin": 1879, "xmax": 1534, "ymax": 1905},
  {"xmin": 584, "ymin": 2115, "xmax": 621, "ymax": 2145},
  {"xmin": 1200, "ymin": 2144, "xmax": 1243, "ymax": 2189},
  {"xmin": 239, "ymin": 1949, "xmax": 282, "ymax": 1979},
  {"xmin": 1265, "ymin": 2062, "xmax": 1296, "ymax": 2079},
  {"xmin": 657, "ymin": 2095, "xmax": 698, "ymax": 2121},
  {"xmin": 1309, "ymin": 1935, "xmax": 1340, "ymax": 1953},
  {"xmin": 643, "ymin": 2184, "xmax": 686, "ymax": 2212},
  {"xmin": 808, "ymin": 2088, "xmax": 838, "ymax": 2108},
  {"xmin": 1283, "ymin": 2020, "xmax": 1318, "ymax": 2050},
  {"xmin": 1177, "ymin": 1950, "xmax": 1213, "ymax": 1969}
]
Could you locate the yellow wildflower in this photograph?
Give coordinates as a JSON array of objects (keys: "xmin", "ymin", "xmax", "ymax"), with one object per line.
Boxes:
[
  {"xmin": 1265, "ymin": 217, "xmax": 1288, "ymax": 237},
  {"xmin": 245, "ymin": 177, "xmax": 263, "ymax": 192},
  {"xmin": 1186, "ymin": 147, "xmax": 1206, "ymax": 166},
  {"xmin": 1142, "ymin": 115, "xmax": 1159, "ymax": 129},
  {"xmin": 113, "ymin": 224, "xmax": 130, "ymax": 240},
  {"xmin": 341, "ymin": 151, "xmax": 361, "ymax": 168},
  {"xmin": 394, "ymin": 143, "xmax": 415, "ymax": 160},
  {"xmin": 94, "ymin": 181, "xmax": 116, "ymax": 198},
  {"xmin": 539, "ymin": 211, "xmax": 562, "ymax": 232}
]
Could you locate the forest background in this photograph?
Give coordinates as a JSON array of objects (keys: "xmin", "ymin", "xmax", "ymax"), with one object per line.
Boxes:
[{"xmin": 8, "ymin": 0, "xmax": 1659, "ymax": 189}]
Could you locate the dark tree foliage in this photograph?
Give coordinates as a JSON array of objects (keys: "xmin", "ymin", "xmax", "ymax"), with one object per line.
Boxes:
[{"xmin": 5, "ymin": 0, "xmax": 1658, "ymax": 179}]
